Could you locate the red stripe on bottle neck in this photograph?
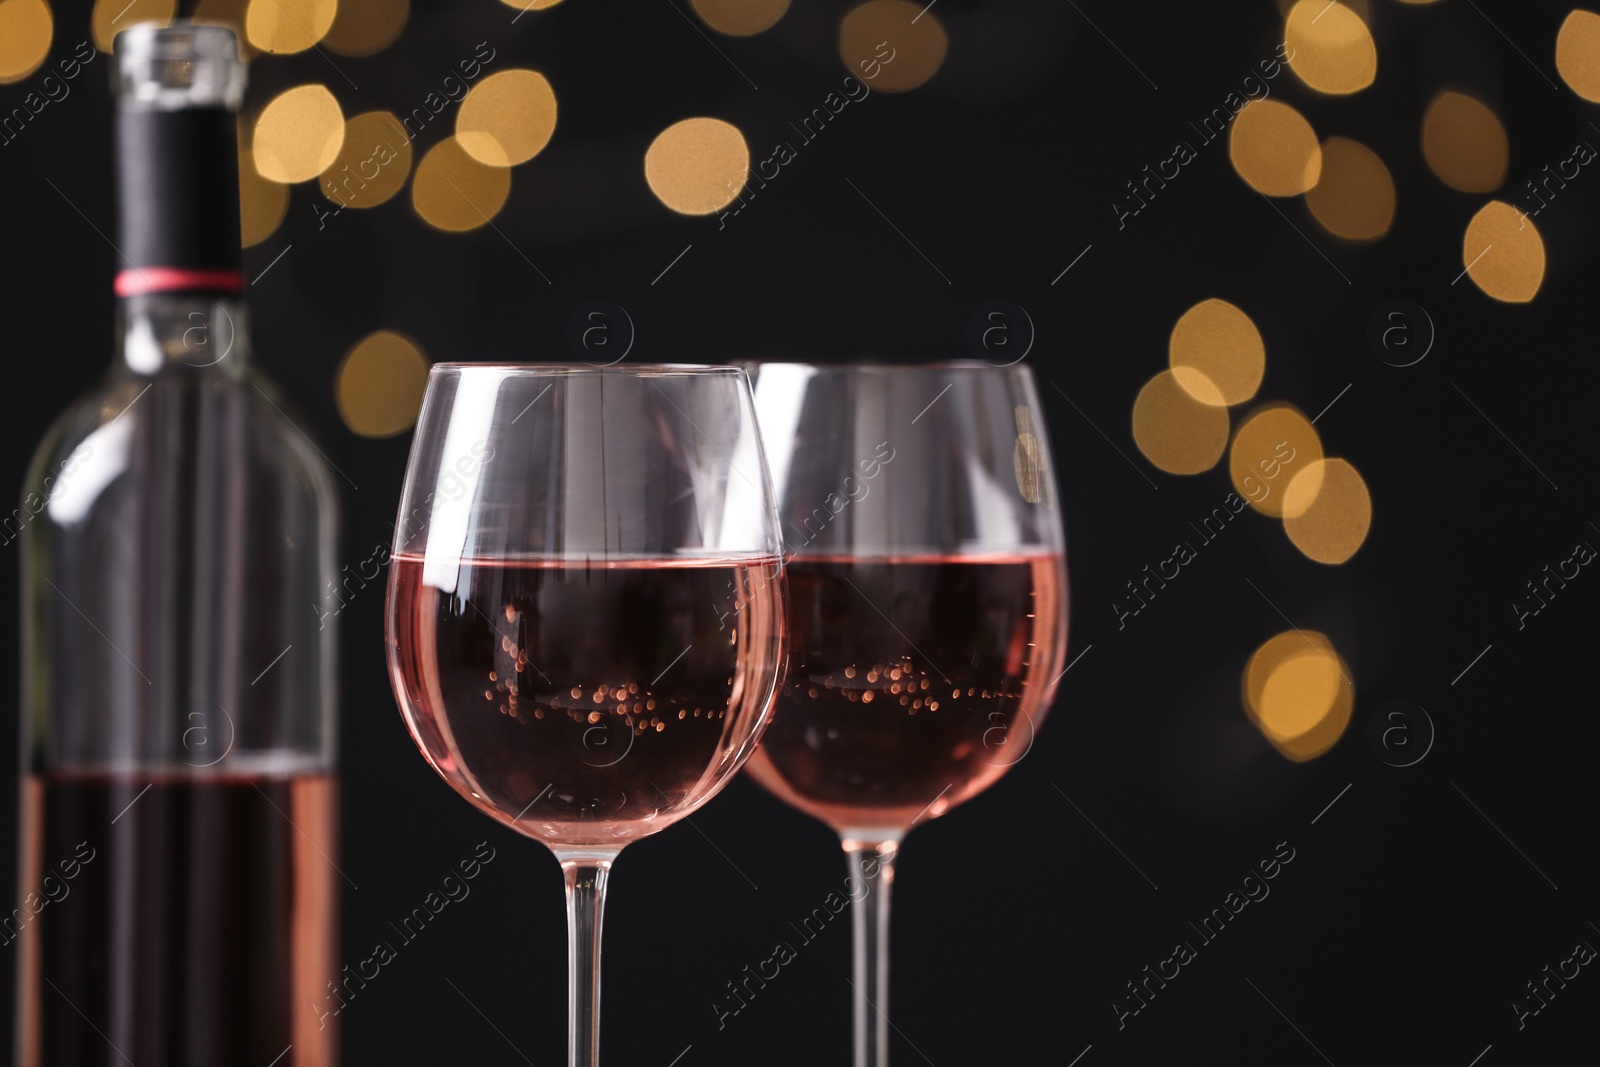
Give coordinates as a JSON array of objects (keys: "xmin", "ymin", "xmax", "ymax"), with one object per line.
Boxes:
[{"xmin": 115, "ymin": 268, "xmax": 245, "ymax": 297}]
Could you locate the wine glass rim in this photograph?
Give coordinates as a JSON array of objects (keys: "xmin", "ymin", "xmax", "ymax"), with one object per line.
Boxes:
[
  {"xmin": 429, "ymin": 362, "xmax": 744, "ymax": 376},
  {"xmin": 740, "ymin": 359, "xmax": 1023, "ymax": 372}
]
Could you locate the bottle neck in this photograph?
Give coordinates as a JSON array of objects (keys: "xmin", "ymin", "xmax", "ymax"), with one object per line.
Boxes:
[
  {"xmin": 117, "ymin": 293, "xmax": 250, "ymax": 376},
  {"xmin": 114, "ymin": 104, "xmax": 244, "ymax": 299},
  {"xmin": 113, "ymin": 88, "xmax": 248, "ymax": 375}
]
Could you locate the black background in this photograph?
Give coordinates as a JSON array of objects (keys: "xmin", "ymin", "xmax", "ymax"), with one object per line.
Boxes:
[{"xmin": 4, "ymin": 0, "xmax": 1600, "ymax": 1063}]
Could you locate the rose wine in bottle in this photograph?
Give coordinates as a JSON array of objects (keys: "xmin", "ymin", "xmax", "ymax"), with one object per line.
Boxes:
[{"xmin": 12, "ymin": 24, "xmax": 340, "ymax": 1067}]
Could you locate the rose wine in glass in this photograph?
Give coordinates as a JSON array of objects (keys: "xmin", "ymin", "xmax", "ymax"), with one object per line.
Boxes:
[
  {"xmin": 745, "ymin": 554, "xmax": 1065, "ymax": 831},
  {"xmin": 741, "ymin": 362, "xmax": 1068, "ymax": 1067},
  {"xmin": 385, "ymin": 365, "xmax": 785, "ymax": 1066},
  {"xmin": 389, "ymin": 556, "xmax": 783, "ymax": 844}
]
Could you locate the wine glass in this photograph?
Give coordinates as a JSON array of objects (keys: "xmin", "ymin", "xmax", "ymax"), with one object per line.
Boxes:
[
  {"xmin": 741, "ymin": 361, "xmax": 1068, "ymax": 1066},
  {"xmin": 385, "ymin": 364, "xmax": 786, "ymax": 1067}
]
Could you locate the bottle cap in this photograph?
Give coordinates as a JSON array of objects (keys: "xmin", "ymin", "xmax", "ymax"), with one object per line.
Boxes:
[{"xmin": 113, "ymin": 21, "xmax": 246, "ymax": 113}]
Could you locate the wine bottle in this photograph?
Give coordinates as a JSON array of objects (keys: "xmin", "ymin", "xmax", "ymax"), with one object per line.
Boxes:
[{"xmin": 13, "ymin": 23, "xmax": 340, "ymax": 1067}]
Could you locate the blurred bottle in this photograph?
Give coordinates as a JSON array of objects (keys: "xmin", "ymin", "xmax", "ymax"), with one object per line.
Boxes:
[{"xmin": 11, "ymin": 23, "xmax": 339, "ymax": 1067}]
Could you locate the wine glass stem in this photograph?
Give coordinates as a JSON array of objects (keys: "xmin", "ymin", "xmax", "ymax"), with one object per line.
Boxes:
[
  {"xmin": 560, "ymin": 854, "xmax": 614, "ymax": 1067},
  {"xmin": 843, "ymin": 837, "xmax": 900, "ymax": 1067}
]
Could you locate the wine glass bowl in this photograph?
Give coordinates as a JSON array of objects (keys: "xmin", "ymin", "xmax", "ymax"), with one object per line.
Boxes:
[
  {"xmin": 742, "ymin": 361, "xmax": 1068, "ymax": 838},
  {"xmin": 384, "ymin": 363, "xmax": 785, "ymax": 1065}
]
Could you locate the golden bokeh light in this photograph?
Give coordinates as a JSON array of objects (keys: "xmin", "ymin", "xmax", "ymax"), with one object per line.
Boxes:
[
  {"xmin": 1284, "ymin": 0, "xmax": 1376, "ymax": 95},
  {"xmin": 691, "ymin": 0, "xmax": 790, "ymax": 36},
  {"xmin": 1557, "ymin": 9, "xmax": 1600, "ymax": 102},
  {"xmin": 457, "ymin": 69, "xmax": 558, "ymax": 167},
  {"xmin": 1168, "ymin": 298, "xmax": 1265, "ymax": 407},
  {"xmin": 412, "ymin": 136, "xmax": 512, "ymax": 232},
  {"xmin": 839, "ymin": 0, "xmax": 947, "ymax": 93},
  {"xmin": 239, "ymin": 147, "xmax": 288, "ymax": 247},
  {"xmin": 1230, "ymin": 100, "xmax": 1322, "ymax": 197},
  {"xmin": 1229, "ymin": 405, "xmax": 1324, "ymax": 518},
  {"xmin": 1261, "ymin": 655, "xmax": 1344, "ymax": 741},
  {"xmin": 320, "ymin": 111, "xmax": 412, "ymax": 209},
  {"xmin": 1304, "ymin": 136, "xmax": 1395, "ymax": 241},
  {"xmin": 245, "ymin": 0, "xmax": 336, "ymax": 55},
  {"xmin": 644, "ymin": 117, "xmax": 749, "ymax": 215},
  {"xmin": 0, "ymin": 0, "xmax": 52, "ymax": 84},
  {"xmin": 1246, "ymin": 632, "xmax": 1332, "ymax": 722},
  {"xmin": 1421, "ymin": 91, "xmax": 1508, "ymax": 193},
  {"xmin": 336, "ymin": 330, "xmax": 430, "ymax": 438},
  {"xmin": 1462, "ymin": 200, "xmax": 1545, "ymax": 303},
  {"xmin": 254, "ymin": 85, "xmax": 345, "ymax": 183},
  {"xmin": 92, "ymin": 0, "xmax": 175, "ymax": 53},
  {"xmin": 323, "ymin": 0, "xmax": 409, "ymax": 57},
  {"xmin": 1283, "ymin": 458, "xmax": 1372, "ymax": 564},
  {"xmin": 498, "ymin": 0, "xmax": 563, "ymax": 10},
  {"xmin": 1244, "ymin": 630, "xmax": 1353, "ymax": 762},
  {"xmin": 1131, "ymin": 370, "xmax": 1230, "ymax": 475}
]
